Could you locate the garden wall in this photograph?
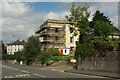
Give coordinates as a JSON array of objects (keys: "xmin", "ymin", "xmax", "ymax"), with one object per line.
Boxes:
[{"xmin": 78, "ymin": 53, "xmax": 119, "ymax": 73}]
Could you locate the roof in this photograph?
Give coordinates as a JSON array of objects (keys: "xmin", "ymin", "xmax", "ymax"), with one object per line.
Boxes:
[
  {"xmin": 7, "ymin": 40, "xmax": 25, "ymax": 45},
  {"xmin": 35, "ymin": 19, "xmax": 77, "ymax": 33}
]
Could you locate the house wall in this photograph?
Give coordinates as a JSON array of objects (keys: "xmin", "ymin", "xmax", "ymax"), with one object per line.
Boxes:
[{"xmin": 7, "ymin": 45, "xmax": 24, "ymax": 55}]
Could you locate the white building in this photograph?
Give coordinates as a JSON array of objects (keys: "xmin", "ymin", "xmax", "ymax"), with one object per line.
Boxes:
[
  {"xmin": 35, "ymin": 19, "xmax": 79, "ymax": 56},
  {"xmin": 7, "ymin": 40, "xmax": 25, "ymax": 55}
]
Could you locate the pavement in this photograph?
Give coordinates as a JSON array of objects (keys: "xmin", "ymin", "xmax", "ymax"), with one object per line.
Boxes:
[
  {"xmin": 65, "ymin": 69, "xmax": 120, "ymax": 79},
  {"xmin": 2, "ymin": 61, "xmax": 114, "ymax": 79}
]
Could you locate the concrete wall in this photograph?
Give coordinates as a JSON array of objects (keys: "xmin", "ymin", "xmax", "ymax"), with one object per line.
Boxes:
[
  {"xmin": 39, "ymin": 20, "xmax": 79, "ymax": 55},
  {"xmin": 78, "ymin": 53, "xmax": 119, "ymax": 73}
]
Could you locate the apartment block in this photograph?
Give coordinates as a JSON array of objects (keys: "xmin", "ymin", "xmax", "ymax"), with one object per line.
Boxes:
[{"xmin": 35, "ymin": 19, "xmax": 79, "ymax": 56}]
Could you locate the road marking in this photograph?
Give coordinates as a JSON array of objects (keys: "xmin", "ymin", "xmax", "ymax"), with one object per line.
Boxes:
[
  {"xmin": 3, "ymin": 65, "xmax": 18, "ymax": 71},
  {"xmin": 15, "ymin": 74, "xmax": 30, "ymax": 78},
  {"xmin": 4, "ymin": 76, "xmax": 14, "ymax": 78},
  {"xmin": 20, "ymin": 70, "xmax": 30, "ymax": 73},
  {"xmin": 32, "ymin": 73, "xmax": 46, "ymax": 78}
]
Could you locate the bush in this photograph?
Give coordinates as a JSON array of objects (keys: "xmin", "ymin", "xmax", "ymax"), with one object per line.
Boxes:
[
  {"xmin": 34, "ymin": 48, "xmax": 62, "ymax": 65},
  {"xmin": 14, "ymin": 50, "xmax": 25, "ymax": 63},
  {"xmin": 2, "ymin": 54, "xmax": 15, "ymax": 60},
  {"xmin": 46, "ymin": 56, "xmax": 72, "ymax": 66},
  {"xmin": 75, "ymin": 43, "xmax": 95, "ymax": 63}
]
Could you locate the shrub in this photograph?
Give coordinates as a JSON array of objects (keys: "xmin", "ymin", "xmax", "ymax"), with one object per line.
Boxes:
[
  {"xmin": 2, "ymin": 54, "xmax": 15, "ymax": 60},
  {"xmin": 45, "ymin": 56, "xmax": 72, "ymax": 66},
  {"xmin": 75, "ymin": 43, "xmax": 95, "ymax": 63},
  {"xmin": 14, "ymin": 50, "xmax": 25, "ymax": 63},
  {"xmin": 34, "ymin": 48, "xmax": 60, "ymax": 65}
]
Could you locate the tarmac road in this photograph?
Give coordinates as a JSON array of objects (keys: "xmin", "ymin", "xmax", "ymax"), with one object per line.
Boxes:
[{"xmin": 2, "ymin": 61, "xmax": 113, "ymax": 79}]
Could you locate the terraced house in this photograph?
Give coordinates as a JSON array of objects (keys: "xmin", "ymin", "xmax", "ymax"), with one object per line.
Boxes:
[
  {"xmin": 7, "ymin": 40, "xmax": 25, "ymax": 55},
  {"xmin": 35, "ymin": 19, "xmax": 79, "ymax": 56}
]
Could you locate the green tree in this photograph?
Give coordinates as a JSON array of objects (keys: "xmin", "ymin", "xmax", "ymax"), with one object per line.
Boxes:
[
  {"xmin": 1, "ymin": 41, "xmax": 7, "ymax": 54},
  {"xmin": 90, "ymin": 10, "xmax": 113, "ymax": 28},
  {"xmin": 66, "ymin": 3, "xmax": 92, "ymax": 69},
  {"xmin": 66, "ymin": 3, "xmax": 91, "ymax": 43},
  {"xmin": 24, "ymin": 35, "xmax": 40, "ymax": 65},
  {"xmin": 94, "ymin": 21, "xmax": 113, "ymax": 37}
]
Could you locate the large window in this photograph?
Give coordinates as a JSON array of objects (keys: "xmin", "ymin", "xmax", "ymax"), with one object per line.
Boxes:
[{"xmin": 70, "ymin": 37, "xmax": 73, "ymax": 43}]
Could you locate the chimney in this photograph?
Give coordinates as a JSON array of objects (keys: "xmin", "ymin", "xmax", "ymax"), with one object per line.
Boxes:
[
  {"xmin": 22, "ymin": 40, "xmax": 24, "ymax": 42},
  {"xmin": 16, "ymin": 40, "xmax": 19, "ymax": 42}
]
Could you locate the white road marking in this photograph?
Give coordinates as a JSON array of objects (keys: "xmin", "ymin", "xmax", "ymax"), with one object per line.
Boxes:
[
  {"xmin": 32, "ymin": 73, "xmax": 46, "ymax": 78},
  {"xmin": 4, "ymin": 76, "xmax": 14, "ymax": 78},
  {"xmin": 3, "ymin": 65, "xmax": 46, "ymax": 78},
  {"xmin": 3, "ymin": 65, "xmax": 18, "ymax": 71},
  {"xmin": 20, "ymin": 70, "xmax": 30, "ymax": 73},
  {"xmin": 15, "ymin": 74, "xmax": 30, "ymax": 78}
]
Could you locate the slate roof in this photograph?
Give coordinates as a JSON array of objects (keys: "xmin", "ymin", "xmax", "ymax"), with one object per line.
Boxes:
[{"xmin": 7, "ymin": 40, "xmax": 25, "ymax": 45}]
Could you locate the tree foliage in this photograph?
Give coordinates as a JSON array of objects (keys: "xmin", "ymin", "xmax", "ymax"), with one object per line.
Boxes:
[
  {"xmin": 1, "ymin": 41, "xmax": 7, "ymax": 54},
  {"xmin": 66, "ymin": 3, "xmax": 91, "ymax": 43},
  {"xmin": 66, "ymin": 3, "xmax": 118, "ymax": 69},
  {"xmin": 14, "ymin": 50, "xmax": 25, "ymax": 63},
  {"xmin": 24, "ymin": 35, "xmax": 41, "ymax": 65},
  {"xmin": 75, "ymin": 43, "xmax": 95, "ymax": 63},
  {"xmin": 34, "ymin": 48, "xmax": 60, "ymax": 65},
  {"xmin": 94, "ymin": 21, "xmax": 114, "ymax": 37},
  {"xmin": 90, "ymin": 10, "xmax": 113, "ymax": 28}
]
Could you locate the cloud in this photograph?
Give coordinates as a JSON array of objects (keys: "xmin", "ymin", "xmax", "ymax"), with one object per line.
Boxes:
[
  {"xmin": 1, "ymin": 2, "xmax": 119, "ymax": 44},
  {"xmin": 45, "ymin": 11, "xmax": 70, "ymax": 20},
  {"xmin": 2, "ymin": 0, "xmax": 120, "ymax": 2},
  {"xmin": 4, "ymin": 25, "xmax": 24, "ymax": 32},
  {"xmin": 110, "ymin": 16, "xmax": 118, "ymax": 28},
  {"xmin": 2, "ymin": 2, "xmax": 33, "ymax": 17}
]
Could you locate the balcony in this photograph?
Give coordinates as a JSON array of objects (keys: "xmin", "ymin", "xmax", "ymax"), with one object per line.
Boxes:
[
  {"xmin": 40, "ymin": 33, "xmax": 65, "ymax": 37},
  {"xmin": 41, "ymin": 40, "xmax": 64, "ymax": 43},
  {"xmin": 36, "ymin": 25, "xmax": 65, "ymax": 33}
]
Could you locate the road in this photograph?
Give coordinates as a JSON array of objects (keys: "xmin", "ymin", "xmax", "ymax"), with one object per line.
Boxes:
[{"xmin": 2, "ymin": 62, "xmax": 113, "ymax": 79}]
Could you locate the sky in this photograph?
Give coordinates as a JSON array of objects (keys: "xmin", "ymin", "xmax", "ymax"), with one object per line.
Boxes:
[{"xmin": 0, "ymin": 0, "xmax": 120, "ymax": 44}]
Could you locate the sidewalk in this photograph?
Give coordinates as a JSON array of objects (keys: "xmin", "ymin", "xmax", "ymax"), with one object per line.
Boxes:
[{"xmin": 65, "ymin": 69, "xmax": 120, "ymax": 79}]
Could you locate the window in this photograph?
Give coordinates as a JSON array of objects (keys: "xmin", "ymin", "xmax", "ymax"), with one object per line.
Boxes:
[
  {"xmin": 70, "ymin": 37, "xmax": 73, "ymax": 43},
  {"xmin": 55, "ymin": 36, "xmax": 59, "ymax": 40},
  {"xmin": 70, "ymin": 47, "xmax": 74, "ymax": 51},
  {"xmin": 65, "ymin": 49, "xmax": 67, "ymax": 53},
  {"xmin": 70, "ymin": 27, "xmax": 73, "ymax": 33},
  {"xmin": 55, "ymin": 28, "xmax": 59, "ymax": 33}
]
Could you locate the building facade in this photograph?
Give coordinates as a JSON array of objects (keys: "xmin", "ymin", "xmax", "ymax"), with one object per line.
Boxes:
[
  {"xmin": 35, "ymin": 19, "xmax": 79, "ymax": 56},
  {"xmin": 7, "ymin": 40, "xmax": 25, "ymax": 55}
]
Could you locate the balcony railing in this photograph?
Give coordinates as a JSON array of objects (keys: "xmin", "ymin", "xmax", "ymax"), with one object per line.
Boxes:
[
  {"xmin": 41, "ymin": 40, "xmax": 64, "ymax": 43},
  {"xmin": 40, "ymin": 33, "xmax": 65, "ymax": 36}
]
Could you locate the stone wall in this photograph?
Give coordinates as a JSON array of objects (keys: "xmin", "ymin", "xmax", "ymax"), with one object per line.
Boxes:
[{"xmin": 78, "ymin": 53, "xmax": 119, "ymax": 73}]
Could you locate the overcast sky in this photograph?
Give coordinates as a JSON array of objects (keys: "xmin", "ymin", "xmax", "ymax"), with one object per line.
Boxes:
[{"xmin": 0, "ymin": 0, "xmax": 120, "ymax": 44}]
